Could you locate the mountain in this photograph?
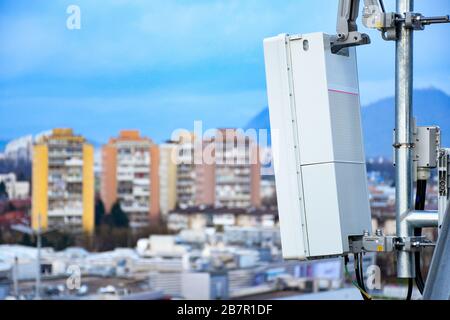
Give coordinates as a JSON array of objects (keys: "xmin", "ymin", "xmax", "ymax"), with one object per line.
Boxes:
[
  {"xmin": 245, "ymin": 108, "xmax": 272, "ymax": 145},
  {"xmin": 246, "ymin": 88, "xmax": 450, "ymax": 158},
  {"xmin": 363, "ymin": 88, "xmax": 450, "ymax": 157}
]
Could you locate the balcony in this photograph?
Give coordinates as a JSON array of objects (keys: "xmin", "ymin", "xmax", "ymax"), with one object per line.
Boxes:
[
  {"xmin": 133, "ymin": 178, "xmax": 149, "ymax": 186},
  {"xmin": 134, "ymin": 166, "xmax": 150, "ymax": 173},
  {"xmin": 48, "ymin": 176, "xmax": 63, "ymax": 183},
  {"xmin": 216, "ymin": 192, "xmax": 251, "ymax": 201},
  {"xmin": 121, "ymin": 203, "xmax": 149, "ymax": 212},
  {"xmin": 65, "ymin": 158, "xmax": 83, "ymax": 167},
  {"xmin": 66, "ymin": 175, "xmax": 83, "ymax": 183},
  {"xmin": 48, "ymin": 207, "xmax": 83, "ymax": 217},
  {"xmin": 48, "ymin": 159, "xmax": 66, "ymax": 166},
  {"xmin": 133, "ymin": 188, "xmax": 150, "ymax": 197},
  {"xmin": 48, "ymin": 151, "xmax": 83, "ymax": 158},
  {"xmin": 177, "ymin": 180, "xmax": 194, "ymax": 187},
  {"xmin": 216, "ymin": 177, "xmax": 251, "ymax": 185},
  {"xmin": 117, "ymin": 172, "xmax": 134, "ymax": 181},
  {"xmin": 48, "ymin": 191, "xmax": 68, "ymax": 199},
  {"xmin": 117, "ymin": 156, "xmax": 150, "ymax": 166}
]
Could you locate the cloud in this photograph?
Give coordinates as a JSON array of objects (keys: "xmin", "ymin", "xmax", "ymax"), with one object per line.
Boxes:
[
  {"xmin": 0, "ymin": 0, "xmax": 337, "ymax": 78},
  {"xmin": 0, "ymin": 87, "xmax": 267, "ymax": 142},
  {"xmin": 0, "ymin": 0, "xmax": 449, "ymax": 142}
]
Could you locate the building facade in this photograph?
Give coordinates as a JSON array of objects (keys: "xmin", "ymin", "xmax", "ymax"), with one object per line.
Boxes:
[
  {"xmin": 32, "ymin": 129, "xmax": 94, "ymax": 234},
  {"xmin": 0, "ymin": 173, "xmax": 30, "ymax": 199},
  {"xmin": 173, "ymin": 129, "xmax": 261, "ymax": 211},
  {"xmin": 213, "ymin": 129, "xmax": 260, "ymax": 209},
  {"xmin": 176, "ymin": 134, "xmax": 197, "ymax": 209},
  {"xmin": 159, "ymin": 141, "xmax": 178, "ymax": 217},
  {"xmin": 101, "ymin": 130, "xmax": 159, "ymax": 229},
  {"xmin": 173, "ymin": 133, "xmax": 215, "ymax": 209}
]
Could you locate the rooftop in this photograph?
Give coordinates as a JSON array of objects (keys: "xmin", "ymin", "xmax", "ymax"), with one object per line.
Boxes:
[{"xmin": 107, "ymin": 130, "xmax": 153, "ymax": 145}]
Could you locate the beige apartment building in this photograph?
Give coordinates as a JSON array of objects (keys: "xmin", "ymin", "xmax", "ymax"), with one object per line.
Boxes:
[
  {"xmin": 159, "ymin": 141, "xmax": 178, "ymax": 217},
  {"xmin": 174, "ymin": 129, "xmax": 261, "ymax": 210}
]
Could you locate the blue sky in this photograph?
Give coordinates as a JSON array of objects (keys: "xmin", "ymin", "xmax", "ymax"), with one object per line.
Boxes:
[{"xmin": 0, "ymin": 0, "xmax": 449, "ymax": 144}]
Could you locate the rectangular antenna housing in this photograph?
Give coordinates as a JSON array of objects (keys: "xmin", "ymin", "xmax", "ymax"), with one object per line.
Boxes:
[{"xmin": 264, "ymin": 32, "xmax": 371, "ymax": 260}]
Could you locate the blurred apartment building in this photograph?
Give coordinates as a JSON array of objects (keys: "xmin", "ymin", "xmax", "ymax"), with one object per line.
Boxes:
[
  {"xmin": 159, "ymin": 141, "xmax": 178, "ymax": 217},
  {"xmin": 0, "ymin": 173, "xmax": 30, "ymax": 199},
  {"xmin": 176, "ymin": 132, "xmax": 199, "ymax": 208},
  {"xmin": 32, "ymin": 129, "xmax": 94, "ymax": 234},
  {"xmin": 170, "ymin": 129, "xmax": 261, "ymax": 210},
  {"xmin": 166, "ymin": 129, "xmax": 263, "ymax": 231},
  {"xmin": 158, "ymin": 132, "xmax": 214, "ymax": 216},
  {"xmin": 214, "ymin": 128, "xmax": 260, "ymax": 209},
  {"xmin": 101, "ymin": 130, "xmax": 160, "ymax": 229},
  {"xmin": 27, "ymin": 128, "xmax": 265, "ymax": 232},
  {"xmin": 174, "ymin": 132, "xmax": 215, "ymax": 209}
]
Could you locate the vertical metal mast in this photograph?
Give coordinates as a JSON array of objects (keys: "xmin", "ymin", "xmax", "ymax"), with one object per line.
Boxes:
[
  {"xmin": 334, "ymin": 0, "xmax": 450, "ymax": 287},
  {"xmin": 35, "ymin": 213, "xmax": 42, "ymax": 299},
  {"xmin": 395, "ymin": 0, "xmax": 415, "ymax": 279}
]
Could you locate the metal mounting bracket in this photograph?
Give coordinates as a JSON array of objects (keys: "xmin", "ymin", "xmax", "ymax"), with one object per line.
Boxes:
[
  {"xmin": 332, "ymin": 0, "xmax": 371, "ymax": 54},
  {"xmin": 349, "ymin": 230, "xmax": 435, "ymax": 255}
]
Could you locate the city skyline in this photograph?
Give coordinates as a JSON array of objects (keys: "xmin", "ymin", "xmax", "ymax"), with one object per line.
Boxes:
[{"xmin": 2, "ymin": 87, "xmax": 449, "ymax": 160}]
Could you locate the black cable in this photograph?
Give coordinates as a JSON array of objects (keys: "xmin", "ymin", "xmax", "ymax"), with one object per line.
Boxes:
[
  {"xmin": 344, "ymin": 255, "xmax": 349, "ymax": 266},
  {"xmin": 415, "ymin": 179, "xmax": 427, "ymax": 211},
  {"xmin": 406, "ymin": 278, "xmax": 413, "ymax": 300},
  {"xmin": 345, "ymin": 255, "xmax": 372, "ymax": 300},
  {"xmin": 414, "ymin": 230, "xmax": 425, "ymax": 294},
  {"xmin": 359, "ymin": 253, "xmax": 367, "ymax": 292},
  {"xmin": 414, "ymin": 179, "xmax": 427, "ymax": 294},
  {"xmin": 354, "ymin": 254, "xmax": 370, "ymax": 300},
  {"xmin": 354, "ymin": 254, "xmax": 362, "ymax": 286}
]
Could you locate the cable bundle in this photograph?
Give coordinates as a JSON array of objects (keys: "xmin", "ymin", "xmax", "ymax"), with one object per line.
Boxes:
[{"xmin": 344, "ymin": 254, "xmax": 372, "ymax": 300}]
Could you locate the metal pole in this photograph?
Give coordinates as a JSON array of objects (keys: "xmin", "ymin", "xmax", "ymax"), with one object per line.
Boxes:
[
  {"xmin": 13, "ymin": 256, "xmax": 19, "ymax": 298},
  {"xmin": 35, "ymin": 213, "xmax": 42, "ymax": 299},
  {"xmin": 405, "ymin": 210, "xmax": 439, "ymax": 229},
  {"xmin": 395, "ymin": 0, "xmax": 415, "ymax": 279}
]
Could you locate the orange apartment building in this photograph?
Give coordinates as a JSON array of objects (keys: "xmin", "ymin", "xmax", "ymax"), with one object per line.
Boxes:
[{"xmin": 101, "ymin": 130, "xmax": 160, "ymax": 229}]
